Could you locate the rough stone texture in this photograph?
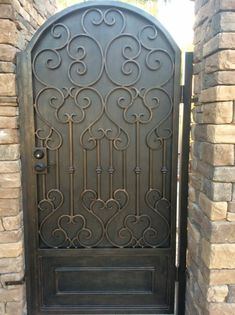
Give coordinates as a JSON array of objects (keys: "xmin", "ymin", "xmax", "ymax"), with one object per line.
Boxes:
[
  {"xmin": 199, "ymin": 192, "xmax": 227, "ymax": 220},
  {"xmin": 193, "ymin": 124, "xmax": 235, "ymax": 143},
  {"xmin": 227, "ymin": 285, "xmax": 235, "ymax": 303},
  {"xmin": 209, "ymin": 269, "xmax": 235, "ymax": 286},
  {"xmin": 187, "ymin": 1, "xmax": 235, "ymax": 314},
  {"xmin": 202, "ymin": 240, "xmax": 235, "ymax": 269},
  {"xmin": 203, "ymin": 33, "xmax": 235, "ymax": 57},
  {"xmin": 207, "ymin": 285, "xmax": 228, "ymax": 302},
  {"xmin": 205, "ymin": 50, "xmax": 235, "ymax": 73},
  {"xmin": 199, "ymin": 143, "xmax": 234, "ymax": 166},
  {"xmin": 0, "ymin": 1, "xmax": 57, "ymax": 314},
  {"xmin": 194, "ymin": 102, "xmax": 233, "ymax": 124},
  {"xmin": 199, "ymin": 86, "xmax": 235, "ymax": 103},
  {"xmin": 205, "ymin": 303, "xmax": 235, "ymax": 315}
]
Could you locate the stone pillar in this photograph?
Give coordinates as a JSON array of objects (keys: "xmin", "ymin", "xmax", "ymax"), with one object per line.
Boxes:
[
  {"xmin": 187, "ymin": 0, "xmax": 235, "ymax": 314},
  {"xmin": 0, "ymin": 1, "xmax": 57, "ymax": 314}
]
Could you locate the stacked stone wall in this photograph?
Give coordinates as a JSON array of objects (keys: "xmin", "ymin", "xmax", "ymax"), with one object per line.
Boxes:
[
  {"xmin": 0, "ymin": 1, "xmax": 57, "ymax": 314},
  {"xmin": 187, "ymin": 0, "xmax": 235, "ymax": 314}
]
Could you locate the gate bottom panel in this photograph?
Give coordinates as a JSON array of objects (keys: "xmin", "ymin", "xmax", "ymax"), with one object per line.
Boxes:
[{"xmin": 37, "ymin": 250, "xmax": 175, "ymax": 314}]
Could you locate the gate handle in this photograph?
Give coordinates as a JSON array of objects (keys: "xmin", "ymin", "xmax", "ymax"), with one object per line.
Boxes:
[{"xmin": 34, "ymin": 162, "xmax": 47, "ymax": 172}]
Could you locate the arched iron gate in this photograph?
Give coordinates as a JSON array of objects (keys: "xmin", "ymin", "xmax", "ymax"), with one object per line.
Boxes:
[{"xmin": 18, "ymin": 1, "xmax": 192, "ymax": 314}]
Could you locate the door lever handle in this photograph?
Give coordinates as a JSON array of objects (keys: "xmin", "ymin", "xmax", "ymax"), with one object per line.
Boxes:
[{"xmin": 34, "ymin": 162, "xmax": 47, "ymax": 172}]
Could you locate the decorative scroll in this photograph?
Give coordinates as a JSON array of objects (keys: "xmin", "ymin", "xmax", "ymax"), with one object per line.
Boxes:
[{"xmin": 32, "ymin": 7, "xmax": 176, "ymax": 249}]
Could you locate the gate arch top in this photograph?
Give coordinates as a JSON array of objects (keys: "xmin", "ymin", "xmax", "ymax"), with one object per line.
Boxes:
[{"xmin": 26, "ymin": 1, "xmax": 180, "ymax": 55}]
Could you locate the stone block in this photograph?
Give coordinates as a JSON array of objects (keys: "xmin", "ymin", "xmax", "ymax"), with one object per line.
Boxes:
[
  {"xmin": 0, "ymin": 74, "xmax": 16, "ymax": 97},
  {"xmin": 0, "ymin": 107, "xmax": 18, "ymax": 117},
  {"xmin": 0, "ymin": 287, "xmax": 23, "ymax": 302},
  {"xmin": 2, "ymin": 212, "xmax": 22, "ymax": 231},
  {"xmin": 213, "ymin": 167, "xmax": 235, "ymax": 182},
  {"xmin": 228, "ymin": 285, "xmax": 235, "ymax": 303},
  {"xmin": 212, "ymin": 12, "xmax": 235, "ymax": 35},
  {"xmin": 194, "ymin": 0, "xmax": 211, "ymax": 28},
  {"xmin": 0, "ymin": 4, "xmax": 14, "ymax": 20},
  {"xmin": 202, "ymin": 239, "xmax": 235, "ymax": 269},
  {"xmin": 199, "ymin": 192, "xmax": 227, "ymax": 220},
  {"xmin": 227, "ymin": 212, "xmax": 235, "ymax": 222},
  {"xmin": 229, "ymin": 202, "xmax": 235, "ymax": 213},
  {"xmin": 209, "ymin": 269, "xmax": 235, "ymax": 285},
  {"xmin": 203, "ymin": 33, "xmax": 235, "ymax": 57},
  {"xmin": 0, "ymin": 144, "xmax": 20, "ymax": 160},
  {"xmin": 0, "ymin": 198, "xmax": 20, "ymax": 216},
  {"xmin": 0, "ymin": 19, "xmax": 18, "ymax": 46},
  {"xmin": 207, "ymin": 285, "xmax": 228, "ymax": 302},
  {"xmin": 5, "ymin": 301, "xmax": 24, "ymax": 315},
  {"xmin": 0, "ymin": 161, "xmax": 20, "ymax": 173},
  {"xmin": 204, "ymin": 71, "xmax": 235, "ymax": 88},
  {"xmin": 0, "ymin": 256, "xmax": 23, "ymax": 274},
  {"xmin": 206, "ymin": 303, "xmax": 235, "ymax": 315},
  {"xmin": 0, "ymin": 303, "xmax": 4, "ymax": 314},
  {"xmin": 188, "ymin": 186, "xmax": 196, "ymax": 203},
  {"xmin": 200, "ymin": 142, "xmax": 234, "ymax": 166},
  {"xmin": 1, "ymin": 271, "xmax": 24, "ymax": 288},
  {"xmin": 0, "ymin": 97, "xmax": 17, "ymax": 104},
  {"xmin": 192, "ymin": 158, "xmax": 214, "ymax": 179},
  {"xmin": 215, "ymin": 0, "xmax": 235, "ymax": 12},
  {"xmin": 203, "ymin": 178, "xmax": 232, "ymax": 201},
  {"xmin": 0, "ymin": 129, "xmax": 19, "ymax": 144},
  {"xmin": 0, "ymin": 61, "xmax": 15, "ymax": 73},
  {"xmin": 194, "ymin": 124, "xmax": 235, "ymax": 143},
  {"xmin": 205, "ymin": 51, "xmax": 235, "ymax": 73},
  {"xmin": 0, "ymin": 44, "xmax": 17, "ymax": 62},
  {"xmin": 0, "ymin": 188, "xmax": 21, "ymax": 199},
  {"xmin": 0, "ymin": 242, "xmax": 22, "ymax": 258},
  {"xmin": 0, "ymin": 173, "xmax": 21, "ymax": 188},
  {"xmin": 0, "ymin": 117, "xmax": 18, "ymax": 128},
  {"xmin": 188, "ymin": 201, "xmax": 206, "ymax": 232},
  {"xmin": 0, "ymin": 229, "xmax": 22, "ymax": 243},
  {"xmin": 201, "ymin": 102, "xmax": 233, "ymax": 124},
  {"xmin": 200, "ymin": 86, "xmax": 235, "ymax": 103},
  {"xmin": 209, "ymin": 221, "xmax": 235, "ymax": 243},
  {"xmin": 193, "ymin": 61, "xmax": 203, "ymax": 75}
]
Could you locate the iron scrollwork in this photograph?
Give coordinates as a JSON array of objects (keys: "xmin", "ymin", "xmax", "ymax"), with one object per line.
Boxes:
[{"xmin": 32, "ymin": 7, "xmax": 175, "ymax": 249}]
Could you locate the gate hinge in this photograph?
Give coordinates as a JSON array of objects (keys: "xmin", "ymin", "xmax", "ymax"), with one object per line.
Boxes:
[
  {"xmin": 180, "ymin": 85, "xmax": 184, "ymax": 103},
  {"xmin": 5, "ymin": 275, "xmax": 25, "ymax": 286}
]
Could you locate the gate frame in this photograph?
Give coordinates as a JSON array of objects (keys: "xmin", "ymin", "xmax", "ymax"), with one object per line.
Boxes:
[{"xmin": 16, "ymin": 1, "xmax": 192, "ymax": 314}]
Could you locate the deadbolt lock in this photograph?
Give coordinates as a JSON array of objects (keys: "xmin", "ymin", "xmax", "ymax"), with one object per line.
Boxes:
[
  {"xmin": 33, "ymin": 148, "xmax": 47, "ymax": 174},
  {"xmin": 34, "ymin": 148, "xmax": 45, "ymax": 159}
]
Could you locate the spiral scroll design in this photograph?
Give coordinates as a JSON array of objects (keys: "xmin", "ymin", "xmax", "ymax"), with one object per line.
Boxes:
[{"xmin": 32, "ymin": 7, "xmax": 176, "ymax": 249}]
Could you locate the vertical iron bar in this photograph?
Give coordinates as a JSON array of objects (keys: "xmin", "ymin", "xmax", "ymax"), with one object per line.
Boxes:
[
  {"xmin": 135, "ymin": 120, "xmax": 140, "ymax": 217},
  {"xmin": 83, "ymin": 149, "xmax": 87, "ymax": 190},
  {"xmin": 178, "ymin": 52, "xmax": 193, "ymax": 315},
  {"xmin": 122, "ymin": 150, "xmax": 126, "ymax": 190},
  {"xmin": 109, "ymin": 140, "xmax": 113, "ymax": 199},
  {"xmin": 162, "ymin": 139, "xmax": 167, "ymax": 199},
  {"xmin": 149, "ymin": 148, "xmax": 153, "ymax": 189},
  {"xmin": 68, "ymin": 119, "xmax": 74, "ymax": 216},
  {"xmin": 97, "ymin": 139, "xmax": 101, "ymax": 199},
  {"xmin": 56, "ymin": 149, "xmax": 59, "ymax": 189}
]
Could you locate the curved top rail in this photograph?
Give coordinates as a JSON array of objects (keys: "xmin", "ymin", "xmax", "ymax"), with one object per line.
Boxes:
[{"xmin": 24, "ymin": 1, "xmax": 180, "ymax": 54}]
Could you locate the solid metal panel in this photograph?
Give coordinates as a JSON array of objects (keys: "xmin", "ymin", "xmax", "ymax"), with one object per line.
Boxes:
[
  {"xmin": 55, "ymin": 267, "xmax": 154, "ymax": 293},
  {"xmin": 18, "ymin": 1, "xmax": 182, "ymax": 314},
  {"xmin": 39, "ymin": 254, "xmax": 173, "ymax": 313}
]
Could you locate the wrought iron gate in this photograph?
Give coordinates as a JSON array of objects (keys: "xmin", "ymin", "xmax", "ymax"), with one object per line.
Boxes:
[{"xmin": 18, "ymin": 2, "xmax": 191, "ymax": 314}]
